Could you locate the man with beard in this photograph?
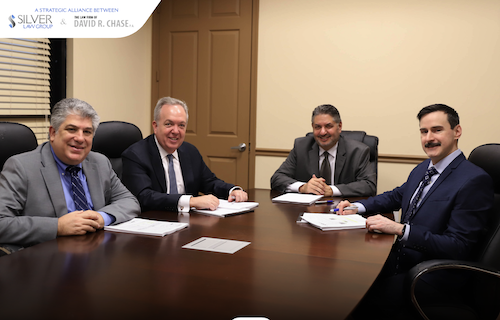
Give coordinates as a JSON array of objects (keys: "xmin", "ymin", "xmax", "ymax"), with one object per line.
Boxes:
[{"xmin": 271, "ymin": 104, "xmax": 376, "ymax": 197}]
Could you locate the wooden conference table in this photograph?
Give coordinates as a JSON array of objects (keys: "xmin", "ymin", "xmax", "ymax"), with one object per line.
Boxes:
[{"xmin": 0, "ymin": 189, "xmax": 394, "ymax": 320}]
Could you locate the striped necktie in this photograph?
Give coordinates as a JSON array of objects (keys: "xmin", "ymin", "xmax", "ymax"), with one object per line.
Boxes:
[
  {"xmin": 66, "ymin": 166, "xmax": 90, "ymax": 211},
  {"xmin": 403, "ymin": 166, "xmax": 438, "ymax": 223}
]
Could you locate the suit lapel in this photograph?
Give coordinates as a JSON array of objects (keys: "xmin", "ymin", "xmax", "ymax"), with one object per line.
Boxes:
[
  {"xmin": 148, "ymin": 136, "xmax": 167, "ymax": 193},
  {"xmin": 411, "ymin": 154, "xmax": 465, "ymax": 218},
  {"xmin": 308, "ymin": 142, "xmax": 320, "ymax": 177},
  {"xmin": 39, "ymin": 143, "xmax": 68, "ymax": 217},
  {"xmin": 178, "ymin": 145, "xmax": 192, "ymax": 194},
  {"xmin": 334, "ymin": 137, "xmax": 346, "ymax": 183},
  {"xmin": 82, "ymin": 155, "xmax": 105, "ymax": 209}
]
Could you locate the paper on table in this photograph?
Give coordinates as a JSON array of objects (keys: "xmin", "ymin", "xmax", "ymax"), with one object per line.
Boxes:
[
  {"xmin": 192, "ymin": 200, "xmax": 259, "ymax": 217},
  {"xmin": 182, "ymin": 237, "xmax": 251, "ymax": 254},
  {"xmin": 300, "ymin": 212, "xmax": 367, "ymax": 231},
  {"xmin": 272, "ymin": 193, "xmax": 323, "ymax": 205},
  {"xmin": 104, "ymin": 218, "xmax": 188, "ymax": 237}
]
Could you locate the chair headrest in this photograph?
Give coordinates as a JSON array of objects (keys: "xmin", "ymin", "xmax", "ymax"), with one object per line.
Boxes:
[
  {"xmin": 92, "ymin": 121, "xmax": 143, "ymax": 158},
  {"xmin": 468, "ymin": 143, "xmax": 500, "ymax": 194}
]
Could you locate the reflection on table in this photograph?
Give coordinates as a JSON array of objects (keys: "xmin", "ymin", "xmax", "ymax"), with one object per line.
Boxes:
[{"xmin": 0, "ymin": 189, "xmax": 394, "ymax": 320}]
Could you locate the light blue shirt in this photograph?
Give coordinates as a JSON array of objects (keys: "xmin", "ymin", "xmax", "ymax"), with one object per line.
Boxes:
[{"xmin": 50, "ymin": 146, "xmax": 115, "ymax": 226}]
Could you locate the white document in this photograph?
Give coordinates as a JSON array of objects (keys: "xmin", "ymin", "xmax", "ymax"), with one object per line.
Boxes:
[
  {"xmin": 192, "ymin": 200, "xmax": 259, "ymax": 217},
  {"xmin": 104, "ymin": 218, "xmax": 188, "ymax": 237},
  {"xmin": 182, "ymin": 237, "xmax": 251, "ymax": 254},
  {"xmin": 272, "ymin": 193, "xmax": 323, "ymax": 205},
  {"xmin": 300, "ymin": 212, "xmax": 367, "ymax": 230}
]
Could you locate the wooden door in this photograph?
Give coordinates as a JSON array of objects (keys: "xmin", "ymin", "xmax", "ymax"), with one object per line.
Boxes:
[{"xmin": 153, "ymin": 0, "xmax": 254, "ymax": 189}]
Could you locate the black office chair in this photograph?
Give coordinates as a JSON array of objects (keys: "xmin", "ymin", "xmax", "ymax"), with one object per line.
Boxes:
[
  {"xmin": 92, "ymin": 121, "xmax": 143, "ymax": 179},
  {"xmin": 0, "ymin": 122, "xmax": 38, "ymax": 171},
  {"xmin": 407, "ymin": 143, "xmax": 500, "ymax": 320},
  {"xmin": 340, "ymin": 130, "xmax": 379, "ymax": 180},
  {"xmin": 0, "ymin": 122, "xmax": 38, "ymax": 256}
]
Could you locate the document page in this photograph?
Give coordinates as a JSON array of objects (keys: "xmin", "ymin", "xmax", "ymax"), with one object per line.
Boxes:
[
  {"xmin": 182, "ymin": 237, "xmax": 251, "ymax": 254},
  {"xmin": 272, "ymin": 193, "xmax": 323, "ymax": 205},
  {"xmin": 192, "ymin": 200, "xmax": 259, "ymax": 217},
  {"xmin": 300, "ymin": 213, "xmax": 367, "ymax": 230},
  {"xmin": 104, "ymin": 218, "xmax": 188, "ymax": 237}
]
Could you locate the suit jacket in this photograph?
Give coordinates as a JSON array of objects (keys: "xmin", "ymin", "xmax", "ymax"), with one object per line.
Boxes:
[
  {"xmin": 121, "ymin": 134, "xmax": 235, "ymax": 212},
  {"xmin": 270, "ymin": 135, "xmax": 376, "ymax": 196},
  {"xmin": 0, "ymin": 142, "xmax": 140, "ymax": 247},
  {"xmin": 359, "ymin": 153, "xmax": 494, "ymax": 274}
]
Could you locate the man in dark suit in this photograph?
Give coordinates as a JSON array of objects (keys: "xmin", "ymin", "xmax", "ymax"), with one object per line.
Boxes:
[
  {"xmin": 122, "ymin": 97, "xmax": 248, "ymax": 212},
  {"xmin": 0, "ymin": 98, "xmax": 140, "ymax": 252},
  {"xmin": 337, "ymin": 104, "xmax": 494, "ymax": 318},
  {"xmin": 270, "ymin": 104, "xmax": 376, "ymax": 197}
]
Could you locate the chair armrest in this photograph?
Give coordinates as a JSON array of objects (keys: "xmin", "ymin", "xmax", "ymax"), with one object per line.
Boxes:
[{"xmin": 408, "ymin": 259, "xmax": 500, "ymax": 320}]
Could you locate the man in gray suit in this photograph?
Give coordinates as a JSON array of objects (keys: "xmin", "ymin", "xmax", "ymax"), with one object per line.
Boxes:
[
  {"xmin": 0, "ymin": 98, "xmax": 139, "ymax": 253},
  {"xmin": 271, "ymin": 104, "xmax": 376, "ymax": 197}
]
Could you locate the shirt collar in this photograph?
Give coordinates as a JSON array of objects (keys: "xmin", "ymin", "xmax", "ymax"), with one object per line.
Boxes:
[
  {"xmin": 154, "ymin": 135, "xmax": 179, "ymax": 160},
  {"xmin": 319, "ymin": 141, "xmax": 338, "ymax": 158},
  {"xmin": 429, "ymin": 148, "xmax": 462, "ymax": 173}
]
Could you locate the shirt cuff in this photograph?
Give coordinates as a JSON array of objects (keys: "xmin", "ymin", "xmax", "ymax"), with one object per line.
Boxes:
[
  {"xmin": 98, "ymin": 211, "xmax": 116, "ymax": 226},
  {"xmin": 228, "ymin": 186, "xmax": 242, "ymax": 197},
  {"xmin": 178, "ymin": 195, "xmax": 192, "ymax": 213},
  {"xmin": 330, "ymin": 185, "xmax": 342, "ymax": 196},
  {"xmin": 400, "ymin": 224, "xmax": 410, "ymax": 241},
  {"xmin": 287, "ymin": 182, "xmax": 305, "ymax": 193},
  {"xmin": 352, "ymin": 203, "xmax": 366, "ymax": 214}
]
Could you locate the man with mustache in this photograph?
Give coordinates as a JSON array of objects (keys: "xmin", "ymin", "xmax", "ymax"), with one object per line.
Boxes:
[
  {"xmin": 337, "ymin": 104, "xmax": 494, "ymax": 318},
  {"xmin": 0, "ymin": 98, "xmax": 140, "ymax": 255},
  {"xmin": 270, "ymin": 104, "xmax": 376, "ymax": 197},
  {"xmin": 122, "ymin": 97, "xmax": 247, "ymax": 213}
]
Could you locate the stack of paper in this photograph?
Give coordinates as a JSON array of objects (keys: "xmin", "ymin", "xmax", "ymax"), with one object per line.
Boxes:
[
  {"xmin": 192, "ymin": 200, "xmax": 259, "ymax": 217},
  {"xmin": 272, "ymin": 193, "xmax": 323, "ymax": 205},
  {"xmin": 104, "ymin": 218, "xmax": 188, "ymax": 237},
  {"xmin": 299, "ymin": 212, "xmax": 367, "ymax": 231}
]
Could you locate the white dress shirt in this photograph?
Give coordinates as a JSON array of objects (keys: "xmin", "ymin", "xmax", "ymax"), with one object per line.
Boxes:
[{"xmin": 287, "ymin": 142, "xmax": 341, "ymax": 195}]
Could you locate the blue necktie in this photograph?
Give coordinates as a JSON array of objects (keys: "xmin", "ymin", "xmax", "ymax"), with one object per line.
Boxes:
[
  {"xmin": 66, "ymin": 166, "xmax": 89, "ymax": 211},
  {"xmin": 167, "ymin": 154, "xmax": 178, "ymax": 194},
  {"xmin": 403, "ymin": 166, "xmax": 438, "ymax": 223}
]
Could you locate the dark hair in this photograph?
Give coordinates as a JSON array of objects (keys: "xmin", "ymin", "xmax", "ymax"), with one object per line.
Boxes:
[
  {"xmin": 417, "ymin": 104, "xmax": 459, "ymax": 129},
  {"xmin": 311, "ymin": 104, "xmax": 341, "ymax": 123}
]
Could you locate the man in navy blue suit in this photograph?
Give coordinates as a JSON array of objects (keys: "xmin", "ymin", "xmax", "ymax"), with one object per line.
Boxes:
[
  {"xmin": 337, "ymin": 104, "xmax": 494, "ymax": 318},
  {"xmin": 122, "ymin": 97, "xmax": 247, "ymax": 212}
]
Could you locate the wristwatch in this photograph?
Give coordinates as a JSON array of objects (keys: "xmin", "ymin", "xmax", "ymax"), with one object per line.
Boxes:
[{"xmin": 398, "ymin": 224, "xmax": 407, "ymax": 240}]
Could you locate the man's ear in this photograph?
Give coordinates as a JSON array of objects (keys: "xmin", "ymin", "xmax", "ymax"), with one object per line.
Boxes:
[{"xmin": 49, "ymin": 126, "xmax": 55, "ymax": 142}]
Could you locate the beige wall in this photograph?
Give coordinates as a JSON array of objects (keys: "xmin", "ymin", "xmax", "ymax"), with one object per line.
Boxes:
[
  {"xmin": 67, "ymin": 1, "xmax": 500, "ymax": 192},
  {"xmin": 67, "ymin": 17, "xmax": 154, "ymax": 137},
  {"xmin": 255, "ymin": 0, "xmax": 500, "ymax": 191}
]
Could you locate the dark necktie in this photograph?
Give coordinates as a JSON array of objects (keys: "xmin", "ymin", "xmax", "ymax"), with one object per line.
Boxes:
[
  {"xmin": 66, "ymin": 166, "xmax": 89, "ymax": 211},
  {"xmin": 167, "ymin": 154, "xmax": 178, "ymax": 194},
  {"xmin": 403, "ymin": 166, "xmax": 438, "ymax": 223},
  {"xmin": 320, "ymin": 152, "xmax": 332, "ymax": 185}
]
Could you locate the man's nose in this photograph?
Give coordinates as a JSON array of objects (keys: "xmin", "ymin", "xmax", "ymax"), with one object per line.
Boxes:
[{"xmin": 73, "ymin": 130, "xmax": 84, "ymax": 141}]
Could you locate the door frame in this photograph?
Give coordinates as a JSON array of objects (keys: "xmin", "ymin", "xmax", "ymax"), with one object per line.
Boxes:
[{"xmin": 151, "ymin": 0, "xmax": 259, "ymax": 189}]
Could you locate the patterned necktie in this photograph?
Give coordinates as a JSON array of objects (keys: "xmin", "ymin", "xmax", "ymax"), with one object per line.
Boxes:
[
  {"xmin": 403, "ymin": 166, "xmax": 438, "ymax": 223},
  {"xmin": 320, "ymin": 152, "xmax": 332, "ymax": 185},
  {"xmin": 167, "ymin": 154, "xmax": 178, "ymax": 194},
  {"xmin": 66, "ymin": 166, "xmax": 89, "ymax": 211}
]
